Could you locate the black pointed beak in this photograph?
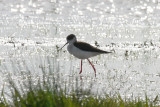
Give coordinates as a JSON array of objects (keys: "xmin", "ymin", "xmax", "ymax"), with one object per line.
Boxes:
[{"xmin": 59, "ymin": 42, "xmax": 68, "ymax": 50}]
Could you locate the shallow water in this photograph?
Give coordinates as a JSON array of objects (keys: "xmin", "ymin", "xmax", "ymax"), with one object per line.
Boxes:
[{"xmin": 0, "ymin": 0, "xmax": 160, "ymax": 101}]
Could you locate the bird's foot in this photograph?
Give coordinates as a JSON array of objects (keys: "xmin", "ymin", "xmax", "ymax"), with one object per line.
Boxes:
[{"xmin": 79, "ymin": 70, "xmax": 82, "ymax": 74}]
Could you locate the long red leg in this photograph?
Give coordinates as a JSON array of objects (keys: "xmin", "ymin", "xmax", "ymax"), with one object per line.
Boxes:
[
  {"xmin": 87, "ymin": 59, "xmax": 96, "ymax": 77},
  {"xmin": 79, "ymin": 59, "xmax": 83, "ymax": 74}
]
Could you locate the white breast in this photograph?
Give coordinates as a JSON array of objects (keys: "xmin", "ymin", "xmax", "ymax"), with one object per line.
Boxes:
[{"xmin": 67, "ymin": 44, "xmax": 100, "ymax": 59}]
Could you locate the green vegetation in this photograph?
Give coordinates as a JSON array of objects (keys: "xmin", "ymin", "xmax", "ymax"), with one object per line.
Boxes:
[{"xmin": 0, "ymin": 69, "xmax": 159, "ymax": 107}]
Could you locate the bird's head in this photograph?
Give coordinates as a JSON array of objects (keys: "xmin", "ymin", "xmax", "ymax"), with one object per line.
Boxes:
[{"xmin": 60, "ymin": 34, "xmax": 77, "ymax": 50}]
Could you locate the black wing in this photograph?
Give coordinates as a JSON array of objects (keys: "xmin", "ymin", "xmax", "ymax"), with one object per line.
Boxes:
[{"xmin": 74, "ymin": 42, "xmax": 110, "ymax": 53}]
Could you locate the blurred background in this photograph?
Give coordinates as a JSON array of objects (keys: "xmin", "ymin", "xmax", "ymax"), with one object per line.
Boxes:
[{"xmin": 0, "ymin": 0, "xmax": 160, "ymax": 101}]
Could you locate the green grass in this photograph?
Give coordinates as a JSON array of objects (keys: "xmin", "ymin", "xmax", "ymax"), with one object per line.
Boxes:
[
  {"xmin": 0, "ymin": 64, "xmax": 159, "ymax": 107},
  {"xmin": 0, "ymin": 72, "xmax": 159, "ymax": 107}
]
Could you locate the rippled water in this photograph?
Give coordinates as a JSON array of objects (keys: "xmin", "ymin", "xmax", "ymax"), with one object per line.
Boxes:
[{"xmin": 0, "ymin": 0, "xmax": 160, "ymax": 101}]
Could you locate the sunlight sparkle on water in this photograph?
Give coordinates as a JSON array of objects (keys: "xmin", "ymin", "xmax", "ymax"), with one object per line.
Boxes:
[{"xmin": 0, "ymin": 0, "xmax": 160, "ymax": 101}]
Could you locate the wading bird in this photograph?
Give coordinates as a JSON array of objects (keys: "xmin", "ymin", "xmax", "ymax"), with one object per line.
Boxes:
[{"xmin": 60, "ymin": 34, "xmax": 111, "ymax": 77}]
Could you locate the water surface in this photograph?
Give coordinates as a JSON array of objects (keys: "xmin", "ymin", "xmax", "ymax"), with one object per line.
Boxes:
[{"xmin": 0, "ymin": 0, "xmax": 160, "ymax": 101}]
